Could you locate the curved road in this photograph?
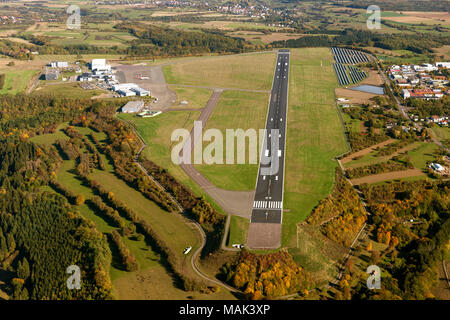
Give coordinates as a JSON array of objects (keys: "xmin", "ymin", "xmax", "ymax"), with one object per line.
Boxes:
[{"xmin": 116, "ymin": 114, "xmax": 242, "ymax": 294}]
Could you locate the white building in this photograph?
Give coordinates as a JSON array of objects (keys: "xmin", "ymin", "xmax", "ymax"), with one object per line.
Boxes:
[
  {"xmin": 112, "ymin": 83, "xmax": 149, "ymax": 96},
  {"xmin": 118, "ymin": 89, "xmax": 136, "ymax": 97},
  {"xmin": 436, "ymin": 62, "xmax": 450, "ymax": 69},
  {"xmin": 122, "ymin": 100, "xmax": 144, "ymax": 113},
  {"xmin": 430, "ymin": 163, "xmax": 444, "ymax": 172},
  {"xmin": 131, "ymin": 87, "xmax": 149, "ymax": 96},
  {"xmin": 50, "ymin": 61, "xmax": 68, "ymax": 68},
  {"xmin": 91, "ymin": 59, "xmax": 111, "ymax": 72},
  {"xmin": 402, "ymin": 89, "xmax": 410, "ymax": 99}
]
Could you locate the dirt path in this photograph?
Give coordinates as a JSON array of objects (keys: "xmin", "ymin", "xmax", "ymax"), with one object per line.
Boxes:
[
  {"xmin": 350, "ymin": 169, "xmax": 426, "ymax": 185},
  {"xmin": 341, "ymin": 139, "xmax": 396, "ymax": 164}
]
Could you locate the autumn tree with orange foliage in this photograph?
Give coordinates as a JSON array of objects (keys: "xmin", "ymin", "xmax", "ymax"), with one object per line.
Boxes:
[{"xmin": 221, "ymin": 250, "xmax": 312, "ymax": 299}]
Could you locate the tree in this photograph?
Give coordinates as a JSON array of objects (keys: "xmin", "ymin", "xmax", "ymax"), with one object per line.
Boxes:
[
  {"xmin": 370, "ymin": 250, "xmax": 381, "ymax": 265},
  {"xmin": 17, "ymin": 258, "xmax": 30, "ymax": 280},
  {"xmin": 75, "ymin": 194, "xmax": 85, "ymax": 205}
]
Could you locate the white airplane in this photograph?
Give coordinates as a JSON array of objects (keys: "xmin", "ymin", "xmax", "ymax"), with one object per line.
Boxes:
[{"xmin": 183, "ymin": 246, "xmax": 192, "ymax": 255}]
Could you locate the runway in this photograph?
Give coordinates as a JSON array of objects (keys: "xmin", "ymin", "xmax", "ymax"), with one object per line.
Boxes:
[{"xmin": 247, "ymin": 49, "xmax": 289, "ymax": 248}]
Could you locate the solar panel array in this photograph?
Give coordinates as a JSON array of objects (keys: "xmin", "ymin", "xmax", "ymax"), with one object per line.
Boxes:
[
  {"xmin": 333, "ymin": 63, "xmax": 351, "ymax": 86},
  {"xmin": 348, "ymin": 66, "xmax": 367, "ymax": 83},
  {"xmin": 331, "ymin": 47, "xmax": 370, "ymax": 65},
  {"xmin": 331, "ymin": 47, "xmax": 369, "ymax": 86}
]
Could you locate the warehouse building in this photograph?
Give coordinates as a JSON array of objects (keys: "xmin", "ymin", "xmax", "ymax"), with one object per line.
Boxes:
[
  {"xmin": 122, "ymin": 100, "xmax": 145, "ymax": 113},
  {"xmin": 44, "ymin": 70, "xmax": 60, "ymax": 80},
  {"xmin": 112, "ymin": 83, "xmax": 150, "ymax": 97},
  {"xmin": 50, "ymin": 61, "xmax": 69, "ymax": 68},
  {"xmin": 91, "ymin": 59, "xmax": 111, "ymax": 72}
]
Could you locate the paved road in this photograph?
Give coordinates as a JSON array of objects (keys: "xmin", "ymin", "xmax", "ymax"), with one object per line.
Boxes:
[
  {"xmin": 250, "ymin": 50, "xmax": 290, "ymax": 224},
  {"xmin": 371, "ymin": 54, "xmax": 450, "ymax": 154}
]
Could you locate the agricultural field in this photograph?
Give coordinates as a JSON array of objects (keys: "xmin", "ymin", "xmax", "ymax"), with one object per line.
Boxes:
[{"xmin": 283, "ymin": 47, "xmax": 348, "ymax": 248}]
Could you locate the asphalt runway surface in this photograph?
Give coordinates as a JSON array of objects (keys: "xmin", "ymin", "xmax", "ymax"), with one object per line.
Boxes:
[{"xmin": 250, "ymin": 49, "xmax": 290, "ymax": 224}]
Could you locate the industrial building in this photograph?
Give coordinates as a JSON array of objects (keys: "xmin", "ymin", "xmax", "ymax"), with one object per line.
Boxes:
[
  {"xmin": 44, "ymin": 70, "xmax": 60, "ymax": 80},
  {"xmin": 122, "ymin": 100, "xmax": 145, "ymax": 113},
  {"xmin": 79, "ymin": 72, "xmax": 93, "ymax": 82},
  {"xmin": 50, "ymin": 61, "xmax": 69, "ymax": 68},
  {"xmin": 112, "ymin": 83, "xmax": 150, "ymax": 97},
  {"xmin": 91, "ymin": 59, "xmax": 111, "ymax": 72}
]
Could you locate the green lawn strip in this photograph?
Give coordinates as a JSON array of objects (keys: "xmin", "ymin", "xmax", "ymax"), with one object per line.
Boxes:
[
  {"xmin": 283, "ymin": 47, "xmax": 348, "ymax": 248},
  {"xmin": 368, "ymin": 175, "xmax": 432, "ymax": 186},
  {"xmin": 226, "ymin": 216, "xmax": 250, "ymax": 246}
]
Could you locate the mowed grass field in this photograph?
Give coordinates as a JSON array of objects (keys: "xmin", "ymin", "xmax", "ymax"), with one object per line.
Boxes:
[
  {"xmin": 194, "ymin": 90, "xmax": 270, "ymax": 191},
  {"xmin": 432, "ymin": 125, "xmax": 450, "ymax": 142},
  {"xmin": 0, "ymin": 69, "xmax": 38, "ymax": 94},
  {"xmin": 283, "ymin": 47, "xmax": 348, "ymax": 247},
  {"xmin": 227, "ymin": 216, "xmax": 250, "ymax": 246},
  {"xmin": 163, "ymin": 52, "xmax": 276, "ymax": 90},
  {"xmin": 117, "ymin": 112, "xmax": 228, "ymax": 216},
  {"xmin": 170, "ymin": 86, "xmax": 212, "ymax": 109},
  {"xmin": 34, "ymin": 83, "xmax": 104, "ymax": 99}
]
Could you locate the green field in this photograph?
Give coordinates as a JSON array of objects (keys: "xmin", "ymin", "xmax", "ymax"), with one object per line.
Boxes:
[
  {"xmin": 432, "ymin": 125, "xmax": 450, "ymax": 143},
  {"xmin": 34, "ymin": 83, "xmax": 104, "ymax": 99},
  {"xmin": 227, "ymin": 216, "xmax": 250, "ymax": 246},
  {"xmin": 117, "ymin": 112, "xmax": 228, "ymax": 216},
  {"xmin": 341, "ymin": 111, "xmax": 361, "ymax": 134},
  {"xmin": 283, "ymin": 47, "xmax": 348, "ymax": 248},
  {"xmin": 195, "ymin": 90, "xmax": 270, "ymax": 191},
  {"xmin": 343, "ymin": 141, "xmax": 426, "ymax": 169},
  {"xmin": 0, "ymin": 69, "xmax": 37, "ymax": 94},
  {"xmin": 163, "ymin": 52, "xmax": 276, "ymax": 90},
  {"xmin": 30, "ymin": 122, "xmax": 70, "ymax": 145},
  {"xmin": 408, "ymin": 142, "xmax": 439, "ymax": 169},
  {"xmin": 170, "ymin": 86, "xmax": 212, "ymax": 109}
]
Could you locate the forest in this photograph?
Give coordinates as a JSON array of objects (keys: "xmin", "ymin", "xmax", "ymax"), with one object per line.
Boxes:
[
  {"xmin": 220, "ymin": 250, "xmax": 312, "ymax": 299},
  {"xmin": 116, "ymin": 23, "xmax": 264, "ymax": 58},
  {"xmin": 336, "ymin": 180, "xmax": 449, "ymax": 300},
  {"xmin": 0, "ymin": 93, "xmax": 228, "ymax": 299},
  {"xmin": 272, "ymin": 30, "xmax": 450, "ymax": 55},
  {"xmin": 0, "ymin": 138, "xmax": 112, "ymax": 299}
]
